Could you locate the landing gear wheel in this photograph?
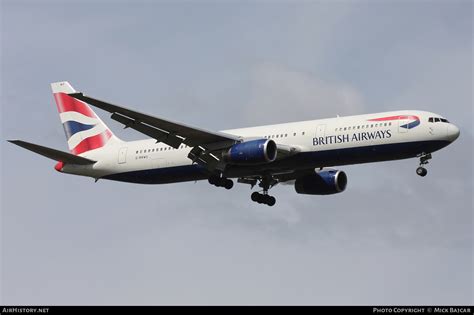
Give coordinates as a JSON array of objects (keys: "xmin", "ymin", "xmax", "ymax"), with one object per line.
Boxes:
[
  {"xmin": 250, "ymin": 175, "xmax": 278, "ymax": 206},
  {"xmin": 250, "ymin": 192, "xmax": 276, "ymax": 206},
  {"xmin": 208, "ymin": 176, "xmax": 218, "ymax": 185},
  {"xmin": 224, "ymin": 179, "xmax": 234, "ymax": 190},
  {"xmin": 416, "ymin": 167, "xmax": 427, "ymax": 177},
  {"xmin": 416, "ymin": 153, "xmax": 431, "ymax": 177},
  {"xmin": 209, "ymin": 175, "xmax": 233, "ymax": 189}
]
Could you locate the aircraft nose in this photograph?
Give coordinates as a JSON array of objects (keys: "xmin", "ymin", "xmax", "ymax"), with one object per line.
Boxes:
[{"xmin": 447, "ymin": 124, "xmax": 460, "ymax": 142}]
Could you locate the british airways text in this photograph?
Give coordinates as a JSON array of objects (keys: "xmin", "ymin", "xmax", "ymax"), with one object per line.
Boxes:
[{"xmin": 313, "ymin": 130, "xmax": 392, "ymax": 146}]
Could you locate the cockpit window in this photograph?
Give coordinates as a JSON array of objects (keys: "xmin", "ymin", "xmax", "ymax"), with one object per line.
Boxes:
[{"xmin": 428, "ymin": 117, "xmax": 450, "ymax": 123}]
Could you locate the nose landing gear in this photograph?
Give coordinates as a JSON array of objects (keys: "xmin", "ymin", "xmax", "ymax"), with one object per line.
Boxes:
[
  {"xmin": 416, "ymin": 153, "xmax": 432, "ymax": 177},
  {"xmin": 416, "ymin": 166, "xmax": 428, "ymax": 177}
]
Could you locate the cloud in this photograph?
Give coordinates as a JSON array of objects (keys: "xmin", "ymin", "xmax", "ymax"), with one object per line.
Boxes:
[{"xmin": 243, "ymin": 63, "xmax": 365, "ymax": 125}]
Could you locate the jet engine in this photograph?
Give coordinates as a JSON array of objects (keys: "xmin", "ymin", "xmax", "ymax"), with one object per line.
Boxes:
[
  {"xmin": 224, "ymin": 139, "xmax": 277, "ymax": 165},
  {"xmin": 294, "ymin": 169, "xmax": 347, "ymax": 195}
]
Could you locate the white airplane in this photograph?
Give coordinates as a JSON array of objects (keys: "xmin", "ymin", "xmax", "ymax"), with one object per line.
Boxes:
[{"xmin": 9, "ymin": 82, "xmax": 460, "ymax": 206}]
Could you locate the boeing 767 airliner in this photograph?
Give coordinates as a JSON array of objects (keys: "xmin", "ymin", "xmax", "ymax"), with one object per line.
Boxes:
[{"xmin": 9, "ymin": 82, "xmax": 460, "ymax": 206}]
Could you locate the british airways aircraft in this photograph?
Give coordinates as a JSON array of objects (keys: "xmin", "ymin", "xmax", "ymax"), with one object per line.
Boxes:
[{"xmin": 9, "ymin": 82, "xmax": 460, "ymax": 206}]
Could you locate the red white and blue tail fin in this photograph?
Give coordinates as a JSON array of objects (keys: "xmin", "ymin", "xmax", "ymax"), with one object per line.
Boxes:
[{"xmin": 51, "ymin": 81, "xmax": 121, "ymax": 155}]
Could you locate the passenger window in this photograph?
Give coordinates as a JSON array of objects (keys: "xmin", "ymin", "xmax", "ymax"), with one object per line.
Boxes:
[
  {"xmin": 357, "ymin": 126, "xmax": 360, "ymax": 129},
  {"xmin": 293, "ymin": 132, "xmax": 296, "ymax": 136},
  {"xmin": 276, "ymin": 135, "xmax": 279, "ymax": 138},
  {"xmin": 348, "ymin": 127, "xmax": 351, "ymax": 130},
  {"xmin": 285, "ymin": 134, "xmax": 287, "ymax": 137},
  {"xmin": 344, "ymin": 127, "xmax": 347, "ymax": 131},
  {"xmin": 302, "ymin": 132, "xmax": 305, "ymax": 135},
  {"xmin": 136, "ymin": 151, "xmax": 138, "ymax": 154},
  {"xmin": 370, "ymin": 124, "xmax": 374, "ymax": 128}
]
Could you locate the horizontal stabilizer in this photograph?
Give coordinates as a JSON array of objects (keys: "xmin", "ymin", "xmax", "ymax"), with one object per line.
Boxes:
[{"xmin": 8, "ymin": 140, "xmax": 96, "ymax": 165}]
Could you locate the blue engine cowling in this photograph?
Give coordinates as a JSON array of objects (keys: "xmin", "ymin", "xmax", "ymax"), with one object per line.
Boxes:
[
  {"xmin": 294, "ymin": 170, "xmax": 347, "ymax": 195},
  {"xmin": 224, "ymin": 139, "xmax": 277, "ymax": 165}
]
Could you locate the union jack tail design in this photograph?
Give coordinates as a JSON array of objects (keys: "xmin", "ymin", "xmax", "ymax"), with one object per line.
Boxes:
[{"xmin": 51, "ymin": 82, "xmax": 121, "ymax": 155}]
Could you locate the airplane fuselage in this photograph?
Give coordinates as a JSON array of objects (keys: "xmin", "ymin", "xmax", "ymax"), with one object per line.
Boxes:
[{"xmin": 60, "ymin": 110, "xmax": 460, "ymax": 184}]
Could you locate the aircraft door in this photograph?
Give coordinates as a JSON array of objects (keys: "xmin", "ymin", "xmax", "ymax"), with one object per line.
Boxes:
[{"xmin": 118, "ymin": 147, "xmax": 127, "ymax": 164}]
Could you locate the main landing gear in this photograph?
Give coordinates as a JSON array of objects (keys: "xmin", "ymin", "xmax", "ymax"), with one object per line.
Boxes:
[
  {"xmin": 250, "ymin": 176, "xmax": 277, "ymax": 206},
  {"xmin": 416, "ymin": 153, "xmax": 431, "ymax": 177},
  {"xmin": 208, "ymin": 175, "xmax": 234, "ymax": 190},
  {"xmin": 251, "ymin": 192, "xmax": 276, "ymax": 206}
]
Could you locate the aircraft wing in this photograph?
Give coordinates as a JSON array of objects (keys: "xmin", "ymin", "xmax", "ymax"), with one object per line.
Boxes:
[
  {"xmin": 68, "ymin": 92, "xmax": 239, "ymax": 149},
  {"xmin": 68, "ymin": 91, "xmax": 300, "ymax": 171}
]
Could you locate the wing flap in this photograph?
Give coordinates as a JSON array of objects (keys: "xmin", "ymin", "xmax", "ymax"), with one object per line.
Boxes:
[
  {"xmin": 8, "ymin": 140, "xmax": 96, "ymax": 165},
  {"xmin": 111, "ymin": 112, "xmax": 183, "ymax": 148}
]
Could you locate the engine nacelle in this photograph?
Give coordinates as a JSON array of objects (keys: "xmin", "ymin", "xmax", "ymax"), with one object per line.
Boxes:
[
  {"xmin": 295, "ymin": 170, "xmax": 347, "ymax": 195},
  {"xmin": 224, "ymin": 139, "xmax": 277, "ymax": 165}
]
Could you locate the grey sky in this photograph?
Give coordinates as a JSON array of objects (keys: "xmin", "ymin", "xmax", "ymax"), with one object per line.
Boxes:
[{"xmin": 1, "ymin": 0, "xmax": 472, "ymax": 305}]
